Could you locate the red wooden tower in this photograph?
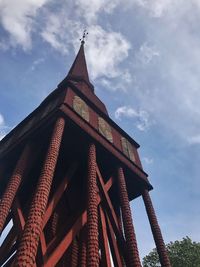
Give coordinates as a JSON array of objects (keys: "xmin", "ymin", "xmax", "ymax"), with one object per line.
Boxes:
[{"xmin": 0, "ymin": 38, "xmax": 171, "ymax": 266}]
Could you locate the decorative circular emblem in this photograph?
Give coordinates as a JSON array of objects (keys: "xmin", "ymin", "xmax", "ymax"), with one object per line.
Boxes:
[
  {"xmin": 121, "ymin": 137, "xmax": 135, "ymax": 162},
  {"xmin": 98, "ymin": 117, "xmax": 113, "ymax": 143},
  {"xmin": 73, "ymin": 96, "xmax": 89, "ymax": 122}
]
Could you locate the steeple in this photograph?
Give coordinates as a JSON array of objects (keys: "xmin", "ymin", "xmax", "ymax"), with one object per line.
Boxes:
[
  {"xmin": 54, "ymin": 32, "xmax": 108, "ymax": 115},
  {"xmin": 67, "ymin": 42, "xmax": 90, "ymax": 85},
  {"xmin": 58, "ymin": 31, "xmax": 94, "ymax": 92}
]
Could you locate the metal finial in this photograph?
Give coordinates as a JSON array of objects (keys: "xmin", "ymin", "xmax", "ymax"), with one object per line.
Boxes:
[{"xmin": 79, "ymin": 30, "xmax": 88, "ymax": 45}]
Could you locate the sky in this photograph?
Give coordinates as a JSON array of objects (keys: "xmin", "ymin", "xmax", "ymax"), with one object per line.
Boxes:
[{"xmin": 0, "ymin": 0, "xmax": 200, "ymax": 261}]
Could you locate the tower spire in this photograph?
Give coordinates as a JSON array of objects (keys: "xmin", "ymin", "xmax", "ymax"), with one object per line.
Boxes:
[
  {"xmin": 80, "ymin": 30, "xmax": 88, "ymax": 45},
  {"xmin": 67, "ymin": 40, "xmax": 90, "ymax": 84},
  {"xmin": 58, "ymin": 30, "xmax": 93, "ymax": 92}
]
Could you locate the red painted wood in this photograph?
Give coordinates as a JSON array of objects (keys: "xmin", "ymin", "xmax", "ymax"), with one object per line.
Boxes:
[
  {"xmin": 0, "ymin": 144, "xmax": 32, "ymax": 233},
  {"xmin": 106, "ymin": 214, "xmax": 123, "ymax": 267},
  {"xmin": 96, "ymin": 166, "xmax": 127, "ymax": 261},
  {"xmin": 71, "ymin": 238, "xmax": 79, "ymax": 267},
  {"xmin": 44, "ymin": 176, "xmax": 113, "ymax": 267},
  {"xmin": 44, "ymin": 210, "xmax": 87, "ymax": 267},
  {"xmin": 40, "ymin": 232, "xmax": 47, "ymax": 261},
  {"xmin": 0, "ymin": 42, "xmax": 169, "ymax": 267},
  {"xmin": 12, "ymin": 198, "xmax": 25, "ymax": 232},
  {"xmin": 142, "ymin": 189, "xmax": 171, "ymax": 267},
  {"xmin": 79, "ymin": 227, "xmax": 87, "ymax": 267},
  {"xmin": 99, "ymin": 206, "xmax": 112, "ymax": 267},
  {"xmin": 86, "ymin": 143, "xmax": 99, "ymax": 267},
  {"xmin": 60, "ymin": 104, "xmax": 149, "ymax": 184},
  {"xmin": 42, "ymin": 163, "xmax": 77, "ymax": 228},
  {"xmin": 116, "ymin": 206, "xmax": 124, "ymax": 239},
  {"xmin": 14, "ymin": 117, "xmax": 65, "ymax": 267},
  {"xmin": 0, "ymin": 226, "xmax": 17, "ymax": 265},
  {"xmin": 96, "ymin": 166, "xmax": 119, "ymax": 233},
  {"xmin": 117, "ymin": 167, "xmax": 141, "ymax": 267}
]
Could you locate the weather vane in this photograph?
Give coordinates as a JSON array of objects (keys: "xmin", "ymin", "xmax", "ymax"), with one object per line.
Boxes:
[{"xmin": 80, "ymin": 30, "xmax": 88, "ymax": 45}]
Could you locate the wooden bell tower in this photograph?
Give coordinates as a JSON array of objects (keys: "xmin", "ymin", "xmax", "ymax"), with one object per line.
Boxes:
[{"xmin": 0, "ymin": 39, "xmax": 171, "ymax": 266}]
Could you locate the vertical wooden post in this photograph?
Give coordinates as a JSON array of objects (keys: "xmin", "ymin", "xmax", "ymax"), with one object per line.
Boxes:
[
  {"xmin": 142, "ymin": 189, "xmax": 171, "ymax": 267},
  {"xmin": 71, "ymin": 238, "xmax": 79, "ymax": 267},
  {"xmin": 14, "ymin": 117, "xmax": 65, "ymax": 267},
  {"xmin": 117, "ymin": 167, "xmax": 141, "ymax": 267},
  {"xmin": 86, "ymin": 143, "xmax": 99, "ymax": 267},
  {"xmin": 79, "ymin": 228, "xmax": 87, "ymax": 267},
  {"xmin": 0, "ymin": 144, "xmax": 31, "ymax": 233},
  {"xmin": 99, "ymin": 206, "xmax": 112, "ymax": 267},
  {"xmin": 50, "ymin": 211, "xmax": 59, "ymax": 238},
  {"xmin": 116, "ymin": 206, "xmax": 123, "ymax": 238}
]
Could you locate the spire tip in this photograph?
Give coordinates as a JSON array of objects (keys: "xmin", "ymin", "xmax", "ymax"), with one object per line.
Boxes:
[{"xmin": 80, "ymin": 30, "xmax": 88, "ymax": 45}]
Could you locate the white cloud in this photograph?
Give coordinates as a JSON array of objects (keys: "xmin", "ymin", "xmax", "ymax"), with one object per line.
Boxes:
[
  {"xmin": 0, "ymin": 113, "xmax": 8, "ymax": 140},
  {"xmin": 75, "ymin": 0, "xmax": 120, "ymax": 23},
  {"xmin": 85, "ymin": 25, "xmax": 131, "ymax": 79},
  {"xmin": 116, "ymin": 1, "xmax": 200, "ymax": 145},
  {"xmin": 187, "ymin": 135, "xmax": 200, "ymax": 145},
  {"xmin": 129, "ymin": 0, "xmax": 176, "ymax": 17},
  {"xmin": 137, "ymin": 43, "xmax": 160, "ymax": 64},
  {"xmin": 143, "ymin": 157, "xmax": 154, "ymax": 165},
  {"xmin": 0, "ymin": 113, "xmax": 12, "ymax": 140},
  {"xmin": 41, "ymin": 12, "xmax": 131, "ymax": 80},
  {"xmin": 115, "ymin": 106, "xmax": 151, "ymax": 131},
  {"xmin": 1, "ymin": 1, "xmax": 200, "ymax": 146},
  {"xmin": 0, "ymin": 2, "xmax": 130, "ymax": 81},
  {"xmin": 41, "ymin": 12, "xmax": 76, "ymax": 55},
  {"xmin": 0, "ymin": 114, "xmax": 5, "ymax": 126},
  {"xmin": 0, "ymin": 0, "xmax": 48, "ymax": 50},
  {"xmin": 127, "ymin": 0, "xmax": 200, "ymax": 18},
  {"xmin": 100, "ymin": 70, "xmax": 132, "ymax": 92},
  {"xmin": 31, "ymin": 57, "xmax": 45, "ymax": 71}
]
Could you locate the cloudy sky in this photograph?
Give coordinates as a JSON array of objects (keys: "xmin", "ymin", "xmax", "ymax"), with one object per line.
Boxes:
[{"xmin": 0, "ymin": 0, "xmax": 200, "ymax": 260}]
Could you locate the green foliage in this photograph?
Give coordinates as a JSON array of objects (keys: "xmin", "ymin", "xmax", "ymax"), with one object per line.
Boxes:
[{"xmin": 143, "ymin": 237, "xmax": 200, "ymax": 267}]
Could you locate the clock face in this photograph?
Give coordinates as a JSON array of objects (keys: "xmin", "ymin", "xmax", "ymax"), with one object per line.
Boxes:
[
  {"xmin": 98, "ymin": 117, "xmax": 113, "ymax": 143},
  {"xmin": 121, "ymin": 137, "xmax": 135, "ymax": 162},
  {"xmin": 73, "ymin": 96, "xmax": 89, "ymax": 122}
]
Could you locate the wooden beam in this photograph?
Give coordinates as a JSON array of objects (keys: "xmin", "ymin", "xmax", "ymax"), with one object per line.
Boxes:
[
  {"xmin": 44, "ymin": 210, "xmax": 87, "ymax": 267},
  {"xmin": 1, "ymin": 251, "xmax": 16, "ymax": 267},
  {"xmin": 43, "ymin": 176, "xmax": 114, "ymax": 267},
  {"xmin": 0, "ymin": 226, "xmax": 17, "ymax": 263},
  {"xmin": 12, "ymin": 198, "xmax": 47, "ymax": 265},
  {"xmin": 99, "ymin": 206, "xmax": 112, "ymax": 267},
  {"xmin": 96, "ymin": 166, "xmax": 127, "ymax": 256},
  {"xmin": 96, "ymin": 166, "xmax": 119, "ymax": 233},
  {"xmin": 40, "ymin": 232, "xmax": 48, "ymax": 261},
  {"xmin": 106, "ymin": 214, "xmax": 123, "ymax": 267},
  {"xmin": 43, "ymin": 163, "xmax": 77, "ymax": 228},
  {"xmin": 12, "ymin": 198, "xmax": 25, "ymax": 232}
]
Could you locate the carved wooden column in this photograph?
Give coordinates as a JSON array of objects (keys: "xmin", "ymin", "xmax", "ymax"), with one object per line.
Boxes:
[
  {"xmin": 87, "ymin": 143, "xmax": 99, "ymax": 267},
  {"xmin": 142, "ymin": 189, "xmax": 171, "ymax": 267},
  {"xmin": 14, "ymin": 117, "xmax": 65, "ymax": 267},
  {"xmin": 0, "ymin": 144, "xmax": 31, "ymax": 233},
  {"xmin": 79, "ymin": 228, "xmax": 87, "ymax": 267},
  {"xmin": 117, "ymin": 167, "xmax": 141, "ymax": 267},
  {"xmin": 71, "ymin": 238, "xmax": 79, "ymax": 267},
  {"xmin": 51, "ymin": 211, "xmax": 59, "ymax": 237}
]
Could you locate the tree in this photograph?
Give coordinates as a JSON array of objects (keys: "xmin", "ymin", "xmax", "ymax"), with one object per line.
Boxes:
[{"xmin": 143, "ymin": 237, "xmax": 200, "ymax": 267}]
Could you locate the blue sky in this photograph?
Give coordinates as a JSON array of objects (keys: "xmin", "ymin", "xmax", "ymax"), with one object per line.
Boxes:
[{"xmin": 0, "ymin": 0, "xmax": 200, "ymax": 260}]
